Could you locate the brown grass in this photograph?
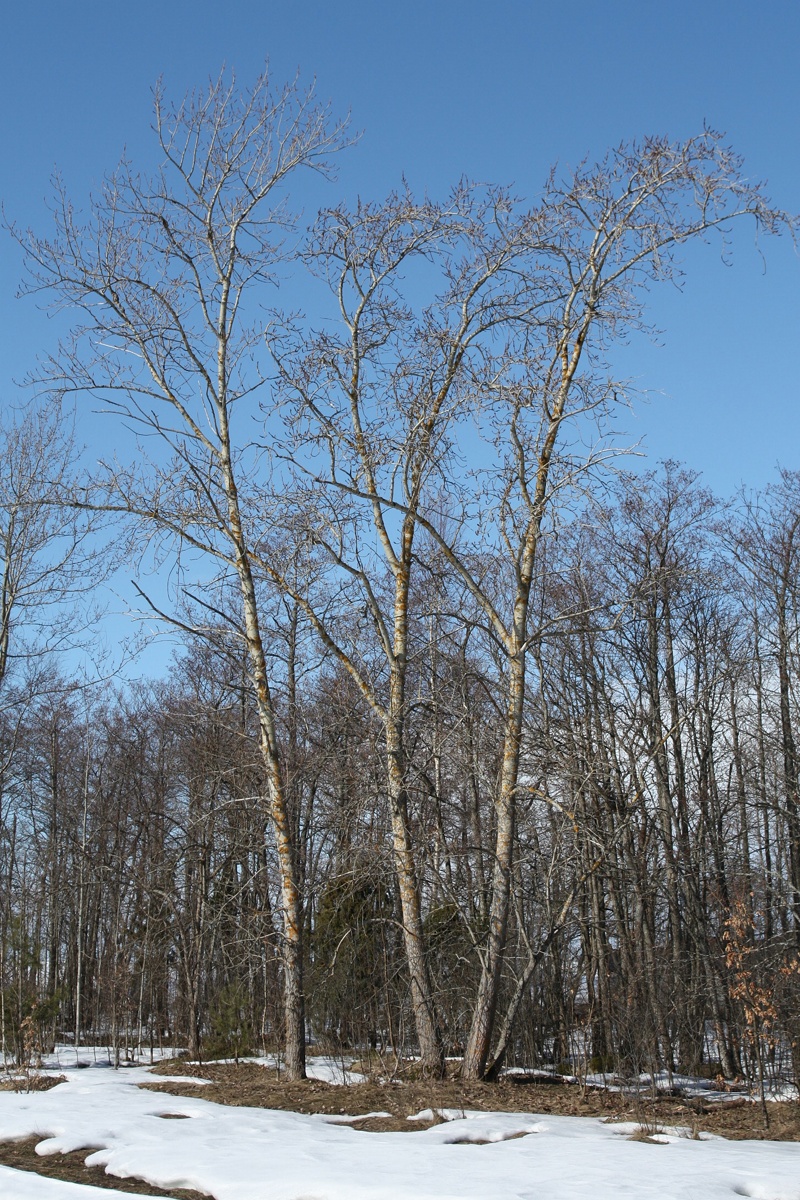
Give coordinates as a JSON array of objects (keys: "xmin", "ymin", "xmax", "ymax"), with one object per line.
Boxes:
[
  {"xmin": 143, "ymin": 1059, "xmax": 800, "ymax": 1141},
  {"xmin": 1, "ymin": 1059, "xmax": 798, "ymax": 1200},
  {"xmin": 0, "ymin": 1073, "xmax": 66, "ymax": 1092}
]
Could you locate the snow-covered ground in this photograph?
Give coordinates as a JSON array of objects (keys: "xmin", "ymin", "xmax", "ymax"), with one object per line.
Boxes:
[{"xmin": 1, "ymin": 1053, "xmax": 799, "ymax": 1199}]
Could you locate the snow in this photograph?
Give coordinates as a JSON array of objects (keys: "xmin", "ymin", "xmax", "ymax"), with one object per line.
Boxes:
[
  {"xmin": 579, "ymin": 1070, "xmax": 798, "ymax": 1104},
  {"xmin": 243, "ymin": 1054, "xmax": 366, "ymax": 1085},
  {"xmin": 1, "ymin": 1054, "xmax": 799, "ymax": 1199}
]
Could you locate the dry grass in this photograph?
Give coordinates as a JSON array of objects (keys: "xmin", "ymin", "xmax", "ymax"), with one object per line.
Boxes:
[
  {"xmin": 0, "ymin": 1073, "xmax": 66, "ymax": 1092},
  {"xmin": 144, "ymin": 1059, "xmax": 800, "ymax": 1141},
  {"xmin": 2, "ymin": 1060, "xmax": 799, "ymax": 1200},
  {"xmin": 144, "ymin": 1058, "xmax": 617, "ymax": 1125}
]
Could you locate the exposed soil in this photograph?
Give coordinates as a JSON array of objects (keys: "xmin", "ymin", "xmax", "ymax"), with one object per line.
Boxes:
[
  {"xmin": 0, "ymin": 1137, "xmax": 209, "ymax": 1198},
  {"xmin": 143, "ymin": 1059, "xmax": 800, "ymax": 1141}
]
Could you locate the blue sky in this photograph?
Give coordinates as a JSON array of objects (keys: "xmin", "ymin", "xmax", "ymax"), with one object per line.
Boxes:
[{"xmin": 1, "ymin": 0, "xmax": 798, "ymax": 500}]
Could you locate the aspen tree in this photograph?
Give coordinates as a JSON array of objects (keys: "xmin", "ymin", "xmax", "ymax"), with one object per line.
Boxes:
[{"xmin": 15, "ymin": 71, "xmax": 349, "ymax": 1079}]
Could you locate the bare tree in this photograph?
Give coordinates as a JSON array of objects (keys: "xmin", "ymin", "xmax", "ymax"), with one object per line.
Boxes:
[
  {"xmin": 377, "ymin": 134, "xmax": 790, "ymax": 1079},
  {"xmin": 9, "ymin": 86, "xmax": 796, "ymax": 1088},
  {"xmin": 254, "ymin": 135, "xmax": 790, "ymax": 1078},
  {"xmin": 12, "ymin": 70, "xmax": 350, "ymax": 1079},
  {"xmin": 732, "ymin": 471, "xmax": 800, "ymax": 941},
  {"xmin": 0, "ymin": 395, "xmax": 103, "ymax": 1041},
  {"xmin": 267, "ymin": 184, "xmax": 548, "ymax": 1073},
  {"xmin": 0, "ymin": 396, "xmax": 100, "ymax": 698}
]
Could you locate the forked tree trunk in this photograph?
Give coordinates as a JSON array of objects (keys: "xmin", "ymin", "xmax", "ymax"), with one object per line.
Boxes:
[
  {"xmin": 386, "ymin": 711, "xmax": 444, "ymax": 1076},
  {"xmin": 462, "ymin": 655, "xmax": 524, "ymax": 1079},
  {"xmin": 385, "ymin": 560, "xmax": 444, "ymax": 1076},
  {"xmin": 461, "ymin": 320, "xmax": 585, "ymax": 1080}
]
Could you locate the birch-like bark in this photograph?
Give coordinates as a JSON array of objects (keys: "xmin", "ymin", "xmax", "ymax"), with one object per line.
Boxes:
[
  {"xmin": 223, "ymin": 472, "xmax": 306, "ymax": 1078},
  {"xmin": 12, "ymin": 72, "xmax": 350, "ymax": 1080},
  {"xmin": 462, "ymin": 296, "xmax": 590, "ymax": 1078}
]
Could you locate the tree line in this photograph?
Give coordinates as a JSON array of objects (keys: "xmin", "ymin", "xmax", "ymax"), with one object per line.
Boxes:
[{"xmin": 0, "ymin": 71, "xmax": 797, "ymax": 1084}]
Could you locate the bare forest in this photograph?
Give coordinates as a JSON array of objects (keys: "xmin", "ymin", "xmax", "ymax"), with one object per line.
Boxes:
[{"xmin": 2, "ymin": 72, "xmax": 799, "ymax": 1092}]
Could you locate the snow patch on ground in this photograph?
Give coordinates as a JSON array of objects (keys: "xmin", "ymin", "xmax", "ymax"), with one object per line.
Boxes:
[
  {"xmin": 1, "ymin": 1056, "xmax": 799, "ymax": 1199},
  {"xmin": 196, "ymin": 1053, "xmax": 365, "ymax": 1086}
]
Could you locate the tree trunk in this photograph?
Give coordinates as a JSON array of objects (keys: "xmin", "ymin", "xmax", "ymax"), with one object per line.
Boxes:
[
  {"xmin": 462, "ymin": 656, "xmax": 524, "ymax": 1079},
  {"xmin": 386, "ymin": 713, "xmax": 444, "ymax": 1075},
  {"xmin": 222, "ymin": 443, "xmax": 306, "ymax": 1080},
  {"xmin": 384, "ymin": 557, "xmax": 444, "ymax": 1076}
]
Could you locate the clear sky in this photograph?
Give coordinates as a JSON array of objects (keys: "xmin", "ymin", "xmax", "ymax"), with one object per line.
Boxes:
[{"xmin": 1, "ymin": 0, "xmax": 798, "ymax": 500}]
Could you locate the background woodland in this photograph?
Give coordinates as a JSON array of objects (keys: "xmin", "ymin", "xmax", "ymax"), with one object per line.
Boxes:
[{"xmin": 1, "ymin": 73, "xmax": 799, "ymax": 1089}]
